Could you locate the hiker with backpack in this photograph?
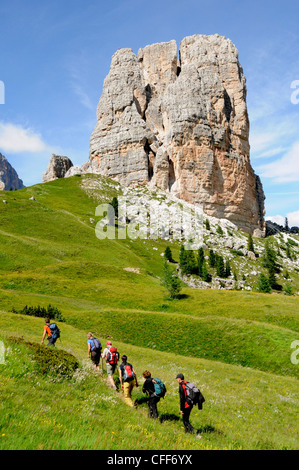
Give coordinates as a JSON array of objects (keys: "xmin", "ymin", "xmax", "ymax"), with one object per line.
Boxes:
[
  {"xmin": 102, "ymin": 341, "xmax": 119, "ymax": 389},
  {"xmin": 142, "ymin": 370, "xmax": 166, "ymax": 419},
  {"xmin": 118, "ymin": 355, "xmax": 138, "ymax": 407},
  {"xmin": 87, "ymin": 333, "xmax": 102, "ymax": 371},
  {"xmin": 176, "ymin": 373, "xmax": 204, "ymax": 438},
  {"xmin": 41, "ymin": 318, "xmax": 60, "ymax": 347}
]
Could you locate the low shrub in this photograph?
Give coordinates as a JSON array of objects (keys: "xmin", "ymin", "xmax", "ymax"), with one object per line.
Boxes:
[
  {"xmin": 11, "ymin": 304, "xmax": 65, "ymax": 322},
  {"xmin": 8, "ymin": 337, "xmax": 79, "ymax": 379},
  {"xmin": 231, "ymin": 249, "xmax": 244, "ymax": 257}
]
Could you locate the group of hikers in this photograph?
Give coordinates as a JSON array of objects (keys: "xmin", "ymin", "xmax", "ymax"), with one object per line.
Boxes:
[{"xmin": 42, "ymin": 319, "xmax": 205, "ymax": 437}]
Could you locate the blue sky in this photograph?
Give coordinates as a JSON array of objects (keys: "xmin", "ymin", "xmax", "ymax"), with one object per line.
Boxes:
[{"xmin": 0, "ymin": 0, "xmax": 299, "ymax": 225}]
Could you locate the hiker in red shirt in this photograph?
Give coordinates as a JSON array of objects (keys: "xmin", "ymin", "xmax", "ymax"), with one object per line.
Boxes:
[
  {"xmin": 102, "ymin": 341, "xmax": 119, "ymax": 389},
  {"xmin": 176, "ymin": 373, "xmax": 200, "ymax": 437}
]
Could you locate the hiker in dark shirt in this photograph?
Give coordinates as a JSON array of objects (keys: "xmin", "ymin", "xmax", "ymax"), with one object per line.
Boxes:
[
  {"xmin": 176, "ymin": 373, "xmax": 201, "ymax": 437},
  {"xmin": 142, "ymin": 370, "xmax": 160, "ymax": 419}
]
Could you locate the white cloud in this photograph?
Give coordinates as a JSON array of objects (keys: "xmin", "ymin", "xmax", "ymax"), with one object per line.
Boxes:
[
  {"xmin": 256, "ymin": 141, "xmax": 299, "ymax": 183},
  {"xmin": 265, "ymin": 215, "xmax": 285, "ymax": 226},
  {"xmin": 250, "ymin": 115, "xmax": 299, "ymax": 154},
  {"xmin": 0, "ymin": 122, "xmax": 50, "ymax": 154},
  {"xmin": 250, "ymin": 133, "xmax": 276, "ymax": 154},
  {"xmin": 254, "ymin": 147, "xmax": 287, "ymax": 160},
  {"xmin": 266, "ymin": 211, "xmax": 299, "ymax": 228},
  {"xmin": 287, "ymin": 210, "xmax": 299, "ymax": 227}
]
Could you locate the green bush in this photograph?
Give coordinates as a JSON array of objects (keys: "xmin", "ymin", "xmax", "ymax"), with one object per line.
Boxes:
[
  {"xmin": 247, "ymin": 234, "xmax": 254, "ymax": 252},
  {"xmin": 164, "ymin": 246, "xmax": 174, "ymax": 262},
  {"xmin": 201, "ymin": 262, "xmax": 210, "ymax": 282},
  {"xmin": 215, "ymin": 254, "xmax": 226, "ymax": 278},
  {"xmin": 162, "ymin": 262, "xmax": 182, "ymax": 299},
  {"xmin": 179, "ymin": 245, "xmax": 197, "ymax": 275},
  {"xmin": 257, "ymin": 273, "xmax": 271, "ymax": 294},
  {"xmin": 283, "ymin": 282, "xmax": 294, "ymax": 296},
  {"xmin": 197, "ymin": 247, "xmax": 204, "ymax": 276},
  {"xmin": 209, "ymin": 249, "xmax": 216, "ymax": 267},
  {"xmin": 287, "ymin": 238, "xmax": 298, "ymax": 247},
  {"xmin": 263, "ymin": 240, "xmax": 280, "ymax": 274},
  {"xmin": 8, "ymin": 337, "xmax": 79, "ymax": 379},
  {"xmin": 11, "ymin": 304, "xmax": 65, "ymax": 322},
  {"xmin": 225, "ymin": 259, "xmax": 231, "ymax": 278},
  {"xmin": 231, "ymin": 249, "xmax": 244, "ymax": 257}
]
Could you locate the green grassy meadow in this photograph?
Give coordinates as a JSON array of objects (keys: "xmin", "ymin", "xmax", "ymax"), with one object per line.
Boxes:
[{"xmin": 0, "ymin": 175, "xmax": 298, "ymax": 450}]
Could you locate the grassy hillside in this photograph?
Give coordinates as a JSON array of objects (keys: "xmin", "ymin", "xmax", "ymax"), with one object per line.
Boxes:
[
  {"xmin": 0, "ymin": 175, "xmax": 298, "ymax": 450},
  {"xmin": 0, "ymin": 314, "xmax": 298, "ymax": 450}
]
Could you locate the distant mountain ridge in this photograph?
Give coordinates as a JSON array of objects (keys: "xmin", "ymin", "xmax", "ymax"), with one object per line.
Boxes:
[{"xmin": 0, "ymin": 153, "xmax": 25, "ymax": 190}]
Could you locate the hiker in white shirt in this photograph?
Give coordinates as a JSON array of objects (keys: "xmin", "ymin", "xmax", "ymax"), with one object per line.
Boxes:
[{"xmin": 102, "ymin": 341, "xmax": 119, "ymax": 389}]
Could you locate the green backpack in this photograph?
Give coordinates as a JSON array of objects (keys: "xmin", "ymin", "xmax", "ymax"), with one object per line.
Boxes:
[{"xmin": 153, "ymin": 378, "xmax": 166, "ymax": 398}]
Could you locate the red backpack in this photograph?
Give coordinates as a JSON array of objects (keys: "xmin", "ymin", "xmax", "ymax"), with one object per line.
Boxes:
[
  {"xmin": 122, "ymin": 363, "xmax": 135, "ymax": 381},
  {"xmin": 107, "ymin": 347, "xmax": 118, "ymax": 365}
]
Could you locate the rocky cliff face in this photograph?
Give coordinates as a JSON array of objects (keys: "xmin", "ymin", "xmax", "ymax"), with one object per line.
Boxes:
[
  {"xmin": 42, "ymin": 154, "xmax": 74, "ymax": 183},
  {"xmin": 89, "ymin": 34, "xmax": 265, "ymax": 236},
  {"xmin": 0, "ymin": 153, "xmax": 25, "ymax": 190}
]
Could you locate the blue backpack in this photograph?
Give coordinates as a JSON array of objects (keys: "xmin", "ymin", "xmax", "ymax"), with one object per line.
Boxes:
[
  {"xmin": 49, "ymin": 323, "xmax": 60, "ymax": 341},
  {"xmin": 153, "ymin": 378, "xmax": 166, "ymax": 398},
  {"xmin": 92, "ymin": 338, "xmax": 102, "ymax": 352}
]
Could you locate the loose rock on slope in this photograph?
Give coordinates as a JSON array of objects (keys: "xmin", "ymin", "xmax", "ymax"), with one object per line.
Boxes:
[{"xmin": 42, "ymin": 154, "xmax": 74, "ymax": 183}]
